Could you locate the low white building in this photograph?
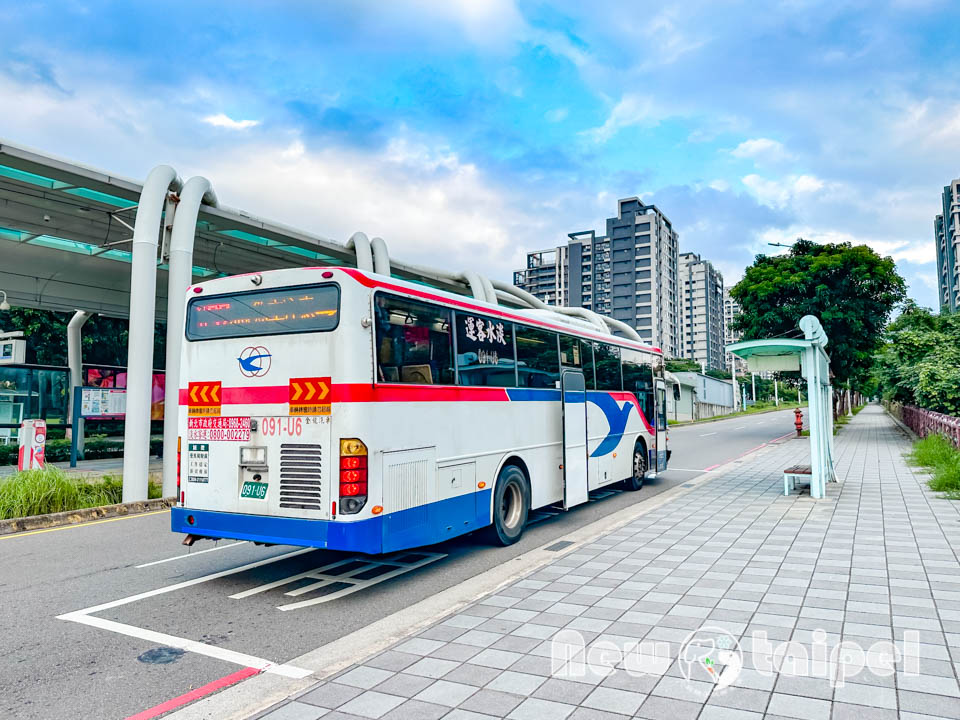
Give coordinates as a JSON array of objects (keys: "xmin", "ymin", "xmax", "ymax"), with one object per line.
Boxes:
[{"xmin": 667, "ymin": 371, "xmax": 736, "ymax": 422}]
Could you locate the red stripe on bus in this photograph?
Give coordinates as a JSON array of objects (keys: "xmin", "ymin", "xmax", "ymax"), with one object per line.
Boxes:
[
  {"xmin": 180, "ymin": 384, "xmax": 509, "ymax": 405},
  {"xmin": 125, "ymin": 666, "xmax": 260, "ymax": 720},
  {"xmin": 337, "ymin": 267, "xmax": 663, "ymax": 354},
  {"xmin": 609, "ymin": 392, "xmax": 657, "ymax": 436}
]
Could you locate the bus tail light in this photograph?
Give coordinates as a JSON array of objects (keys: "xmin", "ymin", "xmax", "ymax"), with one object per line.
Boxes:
[{"xmin": 339, "ymin": 438, "xmax": 368, "ymax": 514}]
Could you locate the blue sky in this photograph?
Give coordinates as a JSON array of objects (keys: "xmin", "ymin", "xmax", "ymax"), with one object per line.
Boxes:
[{"xmin": 2, "ymin": 0, "xmax": 958, "ymax": 308}]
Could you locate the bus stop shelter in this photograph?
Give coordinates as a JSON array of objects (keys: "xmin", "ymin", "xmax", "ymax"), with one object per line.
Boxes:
[{"xmin": 726, "ymin": 315, "xmax": 836, "ymax": 498}]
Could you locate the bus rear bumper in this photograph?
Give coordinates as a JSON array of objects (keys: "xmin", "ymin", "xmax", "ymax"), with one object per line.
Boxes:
[{"xmin": 170, "ymin": 506, "xmax": 382, "ymax": 554}]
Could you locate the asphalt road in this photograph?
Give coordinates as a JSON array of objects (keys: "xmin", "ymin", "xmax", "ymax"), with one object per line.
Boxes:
[{"xmin": 0, "ymin": 408, "xmax": 802, "ymax": 719}]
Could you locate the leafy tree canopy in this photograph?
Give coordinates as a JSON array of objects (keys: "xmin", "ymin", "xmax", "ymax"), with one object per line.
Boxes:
[
  {"xmin": 1, "ymin": 308, "xmax": 165, "ymax": 368},
  {"xmin": 874, "ymin": 304, "xmax": 960, "ymax": 415},
  {"xmin": 730, "ymin": 239, "xmax": 906, "ymax": 386},
  {"xmin": 664, "ymin": 357, "xmax": 700, "ymax": 373}
]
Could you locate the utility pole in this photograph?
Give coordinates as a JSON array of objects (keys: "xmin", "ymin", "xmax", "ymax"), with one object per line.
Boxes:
[
  {"xmin": 730, "ymin": 355, "xmax": 739, "ymax": 411},
  {"xmin": 774, "ymin": 378, "xmax": 779, "ymax": 407},
  {"xmin": 751, "ymin": 372, "xmax": 756, "ymax": 402}
]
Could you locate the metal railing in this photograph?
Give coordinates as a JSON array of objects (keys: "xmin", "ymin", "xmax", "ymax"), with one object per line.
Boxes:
[{"xmin": 901, "ymin": 405, "xmax": 960, "ymax": 448}]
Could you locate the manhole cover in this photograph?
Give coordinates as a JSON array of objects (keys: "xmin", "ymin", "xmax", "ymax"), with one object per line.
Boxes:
[{"xmin": 138, "ymin": 647, "xmax": 185, "ymax": 665}]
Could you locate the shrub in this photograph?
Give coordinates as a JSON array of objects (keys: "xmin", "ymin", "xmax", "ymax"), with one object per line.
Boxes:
[
  {"xmin": 0, "ymin": 467, "xmax": 163, "ymax": 519},
  {"xmin": 909, "ymin": 434, "xmax": 960, "ymax": 499}
]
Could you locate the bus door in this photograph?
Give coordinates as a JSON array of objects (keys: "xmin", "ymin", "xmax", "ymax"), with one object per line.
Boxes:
[
  {"xmin": 561, "ymin": 369, "xmax": 589, "ymax": 509},
  {"xmin": 654, "ymin": 378, "xmax": 668, "ymax": 472}
]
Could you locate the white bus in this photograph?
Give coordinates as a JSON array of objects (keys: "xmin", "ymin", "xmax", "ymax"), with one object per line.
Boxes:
[{"xmin": 172, "ymin": 266, "xmax": 669, "ymax": 554}]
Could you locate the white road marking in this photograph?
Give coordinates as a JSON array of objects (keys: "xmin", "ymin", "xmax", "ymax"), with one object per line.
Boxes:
[
  {"xmin": 136, "ymin": 541, "xmax": 248, "ymax": 568},
  {"xmin": 57, "ymin": 547, "xmax": 315, "ymax": 677},
  {"xmin": 734, "ymin": 426, "xmax": 746, "ymax": 430},
  {"xmin": 230, "ymin": 552, "xmax": 447, "ymax": 611},
  {"xmin": 699, "ymin": 432, "xmax": 718, "ymax": 437},
  {"xmin": 666, "ymin": 468, "xmax": 713, "ymax": 473},
  {"xmin": 59, "ymin": 612, "xmax": 311, "ymax": 678}
]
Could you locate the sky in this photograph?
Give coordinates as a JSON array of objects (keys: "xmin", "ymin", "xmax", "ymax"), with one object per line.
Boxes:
[{"xmin": 2, "ymin": 0, "xmax": 958, "ymax": 309}]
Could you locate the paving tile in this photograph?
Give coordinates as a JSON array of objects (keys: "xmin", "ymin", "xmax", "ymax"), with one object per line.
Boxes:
[
  {"xmin": 833, "ymin": 682, "xmax": 896, "ymax": 709},
  {"xmin": 506, "ymin": 697, "xmax": 576, "ymax": 719},
  {"xmin": 581, "ymin": 686, "xmax": 646, "ymax": 715},
  {"xmin": 337, "ymin": 691, "xmax": 405, "ymax": 719},
  {"xmin": 334, "ymin": 666, "xmax": 395, "ymax": 690},
  {"xmin": 486, "ymin": 670, "xmax": 547, "ymax": 695},
  {"xmin": 766, "ymin": 692, "xmax": 832, "ymax": 720},
  {"xmin": 635, "ymin": 694, "xmax": 704, "ymax": 720},
  {"xmin": 405, "ymin": 657, "xmax": 459, "ymax": 679},
  {"xmin": 458, "ymin": 689, "xmax": 524, "ymax": 716},
  {"xmin": 381, "ymin": 699, "xmax": 447, "ymax": 720},
  {"xmin": 260, "ymin": 702, "xmax": 329, "ymax": 720},
  {"xmin": 374, "ymin": 673, "xmax": 434, "ymax": 698},
  {"xmin": 412, "ymin": 679, "xmax": 478, "ymax": 707},
  {"xmin": 300, "ymin": 683, "xmax": 363, "ymax": 709}
]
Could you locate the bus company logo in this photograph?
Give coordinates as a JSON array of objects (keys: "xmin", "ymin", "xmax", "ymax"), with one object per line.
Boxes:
[{"xmin": 238, "ymin": 346, "xmax": 272, "ymax": 377}]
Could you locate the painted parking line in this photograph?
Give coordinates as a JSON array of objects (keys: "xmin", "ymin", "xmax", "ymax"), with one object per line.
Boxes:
[
  {"xmin": 699, "ymin": 432, "xmax": 718, "ymax": 437},
  {"xmin": 136, "ymin": 541, "xmax": 248, "ymax": 568},
  {"xmin": 58, "ymin": 547, "xmax": 315, "ymax": 677},
  {"xmin": 230, "ymin": 551, "xmax": 447, "ymax": 611}
]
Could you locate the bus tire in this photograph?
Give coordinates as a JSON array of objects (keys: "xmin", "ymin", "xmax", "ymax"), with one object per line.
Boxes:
[
  {"xmin": 487, "ymin": 464, "xmax": 529, "ymax": 546},
  {"xmin": 624, "ymin": 440, "xmax": 646, "ymax": 491}
]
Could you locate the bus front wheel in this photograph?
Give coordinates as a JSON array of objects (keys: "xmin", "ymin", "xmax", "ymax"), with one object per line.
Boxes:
[
  {"xmin": 624, "ymin": 441, "xmax": 646, "ymax": 491},
  {"xmin": 487, "ymin": 465, "xmax": 529, "ymax": 546}
]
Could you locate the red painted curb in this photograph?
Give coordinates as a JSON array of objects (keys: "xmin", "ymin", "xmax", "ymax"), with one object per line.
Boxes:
[{"xmin": 126, "ymin": 666, "xmax": 261, "ymax": 720}]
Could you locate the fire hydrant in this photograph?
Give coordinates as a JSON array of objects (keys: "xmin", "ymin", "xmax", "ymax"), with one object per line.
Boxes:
[{"xmin": 794, "ymin": 408, "xmax": 804, "ymax": 437}]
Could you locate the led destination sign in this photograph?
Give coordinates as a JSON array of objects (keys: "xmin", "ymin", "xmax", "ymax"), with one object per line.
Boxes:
[{"xmin": 186, "ymin": 284, "xmax": 340, "ymax": 339}]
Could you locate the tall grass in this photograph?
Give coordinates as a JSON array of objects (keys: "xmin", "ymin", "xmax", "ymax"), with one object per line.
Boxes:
[
  {"xmin": 909, "ymin": 434, "xmax": 960, "ymax": 499},
  {"xmin": 0, "ymin": 467, "xmax": 162, "ymax": 520}
]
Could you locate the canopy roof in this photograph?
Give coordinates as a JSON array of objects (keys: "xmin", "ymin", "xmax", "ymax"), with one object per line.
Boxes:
[{"xmin": 0, "ymin": 140, "xmax": 467, "ymax": 318}]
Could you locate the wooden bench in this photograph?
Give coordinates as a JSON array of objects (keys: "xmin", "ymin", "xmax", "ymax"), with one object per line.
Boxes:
[{"xmin": 783, "ymin": 465, "xmax": 812, "ymax": 495}]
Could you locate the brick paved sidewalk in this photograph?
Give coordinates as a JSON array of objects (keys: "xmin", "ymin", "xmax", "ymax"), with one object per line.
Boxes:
[{"xmin": 255, "ymin": 406, "xmax": 960, "ymax": 720}]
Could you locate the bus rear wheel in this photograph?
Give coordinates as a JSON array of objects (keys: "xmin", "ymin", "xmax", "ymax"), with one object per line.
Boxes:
[
  {"xmin": 624, "ymin": 441, "xmax": 646, "ymax": 491},
  {"xmin": 487, "ymin": 465, "xmax": 529, "ymax": 546}
]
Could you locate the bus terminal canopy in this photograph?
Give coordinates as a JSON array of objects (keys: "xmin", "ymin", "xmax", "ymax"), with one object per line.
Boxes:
[{"xmin": 726, "ymin": 315, "xmax": 836, "ymax": 499}]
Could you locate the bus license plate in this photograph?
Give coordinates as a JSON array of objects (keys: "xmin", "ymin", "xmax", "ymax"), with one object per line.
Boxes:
[{"xmin": 240, "ymin": 481, "xmax": 268, "ymax": 500}]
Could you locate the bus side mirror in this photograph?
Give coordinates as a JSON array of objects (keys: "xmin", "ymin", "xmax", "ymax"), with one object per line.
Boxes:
[{"xmin": 673, "ymin": 384, "xmax": 681, "ymax": 401}]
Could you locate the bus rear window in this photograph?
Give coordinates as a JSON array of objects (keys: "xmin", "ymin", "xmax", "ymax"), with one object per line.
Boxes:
[{"xmin": 186, "ymin": 284, "xmax": 340, "ymax": 340}]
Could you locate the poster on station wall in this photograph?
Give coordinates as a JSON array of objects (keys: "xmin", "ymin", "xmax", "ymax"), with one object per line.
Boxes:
[
  {"xmin": 80, "ymin": 387, "xmax": 127, "ymax": 418},
  {"xmin": 84, "ymin": 369, "xmax": 165, "ymax": 419}
]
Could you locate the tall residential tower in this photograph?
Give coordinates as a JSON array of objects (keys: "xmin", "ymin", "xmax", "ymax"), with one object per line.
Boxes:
[
  {"xmin": 678, "ymin": 252, "xmax": 725, "ymax": 371},
  {"xmin": 936, "ymin": 177, "xmax": 959, "ymax": 312},
  {"xmin": 513, "ymin": 197, "xmax": 680, "ymax": 355}
]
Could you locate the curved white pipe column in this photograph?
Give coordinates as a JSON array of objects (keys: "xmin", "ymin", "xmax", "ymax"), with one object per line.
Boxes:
[
  {"xmin": 458, "ymin": 271, "xmax": 488, "ymax": 302},
  {"xmin": 161, "ymin": 177, "xmax": 217, "ymax": 498},
  {"xmin": 66, "ymin": 310, "xmax": 91, "ymax": 454},
  {"xmin": 370, "ymin": 236, "xmax": 391, "ymax": 276},
  {"xmin": 479, "ymin": 275, "xmax": 498, "ymax": 305},
  {"xmin": 122, "ymin": 165, "xmax": 182, "ymax": 503},
  {"xmin": 346, "ymin": 232, "xmax": 374, "ymax": 271}
]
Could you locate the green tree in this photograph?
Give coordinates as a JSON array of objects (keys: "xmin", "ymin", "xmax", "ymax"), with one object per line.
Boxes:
[
  {"xmin": 664, "ymin": 357, "xmax": 700, "ymax": 373},
  {"xmin": 1, "ymin": 308, "xmax": 165, "ymax": 368},
  {"xmin": 874, "ymin": 304, "xmax": 960, "ymax": 415},
  {"xmin": 731, "ymin": 239, "xmax": 906, "ymax": 388}
]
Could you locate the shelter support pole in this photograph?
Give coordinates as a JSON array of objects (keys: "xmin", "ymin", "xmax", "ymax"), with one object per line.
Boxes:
[
  {"xmin": 122, "ymin": 165, "xmax": 182, "ymax": 503},
  {"xmin": 162, "ymin": 177, "xmax": 217, "ymax": 498},
  {"xmin": 66, "ymin": 310, "xmax": 91, "ymax": 454}
]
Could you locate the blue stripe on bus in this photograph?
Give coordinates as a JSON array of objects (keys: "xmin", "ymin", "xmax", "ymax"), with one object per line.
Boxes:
[{"xmin": 172, "ymin": 490, "xmax": 492, "ymax": 555}]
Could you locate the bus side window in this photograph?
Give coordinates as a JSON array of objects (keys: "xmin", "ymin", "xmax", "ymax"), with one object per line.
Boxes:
[
  {"xmin": 580, "ymin": 340, "xmax": 596, "ymax": 389},
  {"xmin": 622, "ymin": 348, "xmax": 654, "ymax": 422},
  {"xmin": 593, "ymin": 343, "xmax": 622, "ymax": 391},
  {"xmin": 455, "ymin": 313, "xmax": 516, "ymax": 387},
  {"xmin": 515, "ymin": 326, "xmax": 560, "ymax": 388},
  {"xmin": 374, "ymin": 294, "xmax": 454, "ymax": 385}
]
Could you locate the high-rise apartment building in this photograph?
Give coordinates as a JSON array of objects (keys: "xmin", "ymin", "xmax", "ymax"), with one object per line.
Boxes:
[
  {"xmin": 935, "ymin": 177, "xmax": 959, "ymax": 312},
  {"xmin": 723, "ymin": 288, "xmax": 746, "ymax": 373},
  {"xmin": 678, "ymin": 252, "xmax": 725, "ymax": 370},
  {"xmin": 513, "ymin": 197, "xmax": 680, "ymax": 355}
]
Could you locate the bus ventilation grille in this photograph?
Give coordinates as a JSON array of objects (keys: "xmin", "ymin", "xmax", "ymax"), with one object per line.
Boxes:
[{"xmin": 279, "ymin": 443, "xmax": 323, "ymax": 510}]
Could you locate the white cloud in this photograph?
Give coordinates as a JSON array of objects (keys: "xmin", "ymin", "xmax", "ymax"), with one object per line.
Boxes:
[
  {"xmin": 545, "ymin": 107, "xmax": 569, "ymax": 123},
  {"xmin": 708, "ymin": 179, "xmax": 730, "ymax": 192},
  {"xmin": 729, "ymin": 137, "xmax": 793, "ymax": 164},
  {"xmin": 202, "ymin": 113, "xmax": 259, "ymax": 130},
  {"xmin": 741, "ymin": 173, "xmax": 825, "ymax": 208},
  {"xmin": 583, "ymin": 93, "xmax": 663, "ymax": 143}
]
